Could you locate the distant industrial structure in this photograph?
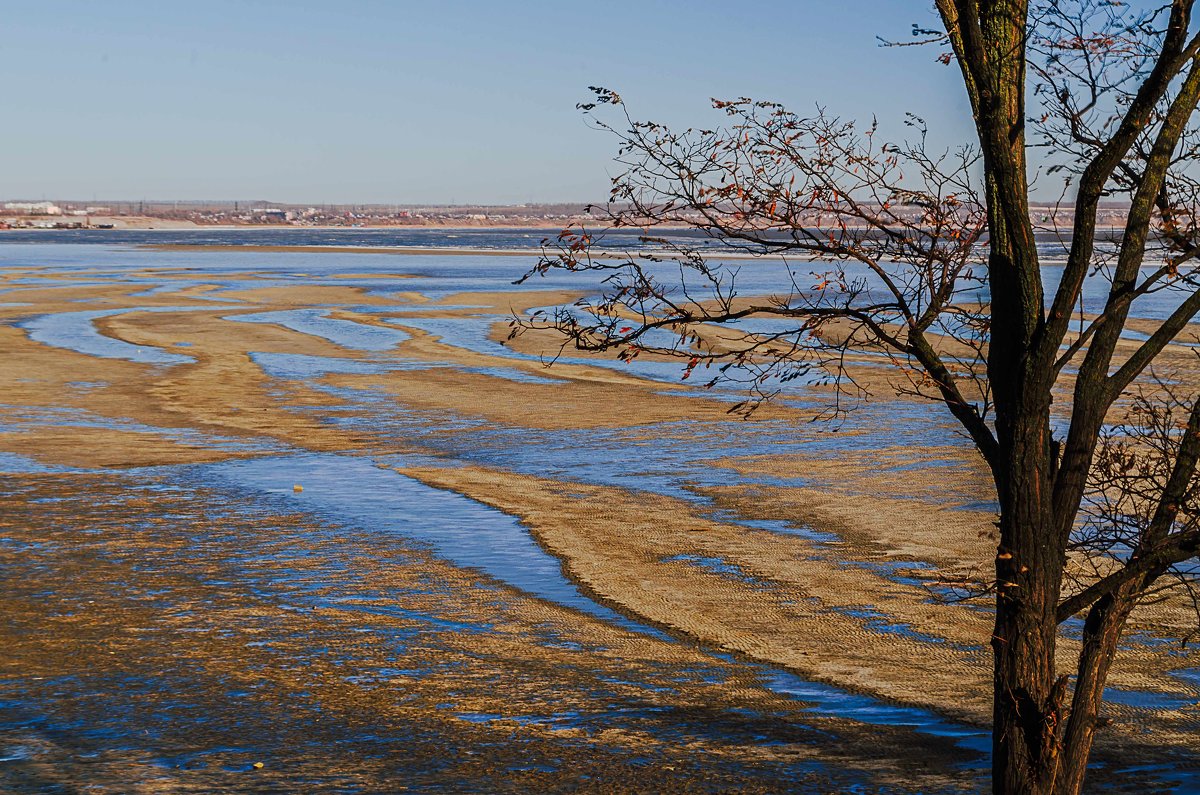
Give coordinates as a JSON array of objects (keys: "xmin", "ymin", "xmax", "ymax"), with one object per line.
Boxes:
[{"xmin": 4, "ymin": 201, "xmax": 63, "ymax": 216}]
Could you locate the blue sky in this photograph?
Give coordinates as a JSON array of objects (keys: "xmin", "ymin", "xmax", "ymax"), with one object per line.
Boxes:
[{"xmin": 0, "ymin": 2, "xmax": 973, "ymax": 204}]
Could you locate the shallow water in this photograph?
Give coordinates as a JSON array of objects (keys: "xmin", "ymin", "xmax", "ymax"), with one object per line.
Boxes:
[
  {"xmin": 19, "ymin": 308, "xmax": 197, "ymax": 365},
  {"xmin": 192, "ymin": 451, "xmax": 999, "ymax": 765},
  {"xmin": 229, "ymin": 309, "xmax": 411, "ymax": 351},
  {"xmin": 1, "ymin": 232, "xmax": 1196, "ymax": 792},
  {"xmin": 0, "ymin": 469, "xmax": 923, "ymax": 793},
  {"xmin": 2, "ymin": 232, "xmax": 1193, "ymax": 323},
  {"xmin": 0, "ymin": 451, "xmax": 76, "ymax": 474},
  {"xmin": 0, "ymin": 404, "xmax": 273, "ymax": 455},
  {"xmin": 194, "ymin": 452, "xmax": 672, "ymax": 641}
]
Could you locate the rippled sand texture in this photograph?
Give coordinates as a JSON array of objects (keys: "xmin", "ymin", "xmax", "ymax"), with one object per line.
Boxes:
[{"xmin": 0, "ymin": 241, "xmax": 1197, "ymax": 793}]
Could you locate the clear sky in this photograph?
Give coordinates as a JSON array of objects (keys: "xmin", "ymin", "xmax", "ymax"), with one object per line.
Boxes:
[{"xmin": 0, "ymin": 1, "xmax": 974, "ymax": 204}]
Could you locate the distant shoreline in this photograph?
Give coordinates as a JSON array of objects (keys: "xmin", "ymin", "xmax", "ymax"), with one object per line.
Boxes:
[
  {"xmin": 0, "ymin": 222, "xmax": 599, "ymax": 233},
  {"xmin": 140, "ymin": 243, "xmax": 548, "ymax": 257},
  {"xmin": 0, "ymin": 220, "xmax": 1125, "ymax": 235},
  {"xmin": 137, "ymin": 243, "xmax": 776, "ymax": 260}
]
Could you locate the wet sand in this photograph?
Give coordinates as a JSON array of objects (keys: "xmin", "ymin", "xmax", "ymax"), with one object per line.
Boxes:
[{"xmin": 0, "ymin": 251, "xmax": 1197, "ymax": 792}]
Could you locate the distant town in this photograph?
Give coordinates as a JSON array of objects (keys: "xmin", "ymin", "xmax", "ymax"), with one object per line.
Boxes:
[
  {"xmin": 0, "ymin": 200, "xmax": 595, "ymax": 230},
  {"xmin": 0, "ymin": 198, "xmax": 1134, "ymax": 231}
]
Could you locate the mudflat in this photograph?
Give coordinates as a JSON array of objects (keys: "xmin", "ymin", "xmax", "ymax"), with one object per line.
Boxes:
[{"xmin": 0, "ymin": 243, "xmax": 1196, "ymax": 793}]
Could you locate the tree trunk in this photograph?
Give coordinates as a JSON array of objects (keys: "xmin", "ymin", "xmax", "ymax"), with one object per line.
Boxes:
[
  {"xmin": 992, "ymin": 538, "xmax": 1066, "ymax": 792},
  {"xmin": 992, "ymin": 485, "xmax": 1143, "ymax": 795},
  {"xmin": 992, "ymin": 426, "xmax": 1065, "ymax": 795}
]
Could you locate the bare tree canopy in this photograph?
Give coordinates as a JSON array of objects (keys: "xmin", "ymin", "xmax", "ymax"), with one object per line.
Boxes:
[{"xmin": 515, "ymin": 2, "xmax": 1200, "ymax": 793}]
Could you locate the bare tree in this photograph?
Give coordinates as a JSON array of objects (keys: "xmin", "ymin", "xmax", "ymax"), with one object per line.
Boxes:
[{"xmin": 514, "ymin": 2, "xmax": 1200, "ymax": 793}]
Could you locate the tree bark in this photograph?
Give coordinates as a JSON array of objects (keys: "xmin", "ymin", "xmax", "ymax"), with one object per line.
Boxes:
[{"xmin": 992, "ymin": 434, "xmax": 1064, "ymax": 794}]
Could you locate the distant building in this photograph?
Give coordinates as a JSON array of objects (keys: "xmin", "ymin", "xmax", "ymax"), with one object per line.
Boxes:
[{"xmin": 4, "ymin": 201, "xmax": 62, "ymax": 215}]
